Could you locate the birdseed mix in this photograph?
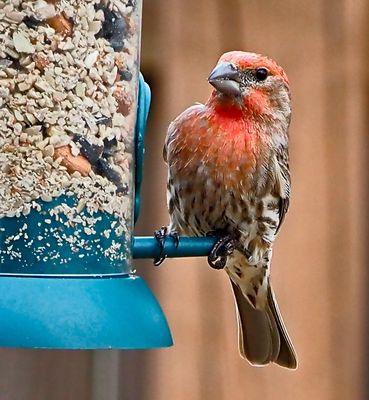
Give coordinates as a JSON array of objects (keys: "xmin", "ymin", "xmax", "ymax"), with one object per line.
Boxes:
[{"xmin": 0, "ymin": 0, "xmax": 141, "ymax": 270}]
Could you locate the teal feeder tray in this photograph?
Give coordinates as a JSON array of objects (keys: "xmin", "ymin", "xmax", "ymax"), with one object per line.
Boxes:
[{"xmin": 0, "ymin": 75, "xmax": 174, "ymax": 349}]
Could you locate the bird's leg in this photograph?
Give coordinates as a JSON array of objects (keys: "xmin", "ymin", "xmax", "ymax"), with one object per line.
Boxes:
[
  {"xmin": 153, "ymin": 226, "xmax": 179, "ymax": 266},
  {"xmin": 207, "ymin": 231, "xmax": 236, "ymax": 270}
]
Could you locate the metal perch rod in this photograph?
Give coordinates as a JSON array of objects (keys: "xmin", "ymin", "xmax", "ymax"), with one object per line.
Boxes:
[{"xmin": 132, "ymin": 236, "xmax": 217, "ymax": 259}]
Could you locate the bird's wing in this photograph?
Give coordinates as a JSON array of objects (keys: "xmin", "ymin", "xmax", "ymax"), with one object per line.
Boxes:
[
  {"xmin": 272, "ymin": 147, "xmax": 291, "ymax": 234},
  {"xmin": 163, "ymin": 104, "xmax": 205, "ymax": 164}
]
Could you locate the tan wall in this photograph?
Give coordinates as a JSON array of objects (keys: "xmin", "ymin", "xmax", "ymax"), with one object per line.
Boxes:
[
  {"xmin": 136, "ymin": 0, "xmax": 369, "ymax": 399},
  {"xmin": 0, "ymin": 1, "xmax": 367, "ymax": 399}
]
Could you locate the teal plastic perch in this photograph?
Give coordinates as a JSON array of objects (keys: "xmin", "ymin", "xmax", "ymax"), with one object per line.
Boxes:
[{"xmin": 133, "ymin": 236, "xmax": 217, "ymax": 260}]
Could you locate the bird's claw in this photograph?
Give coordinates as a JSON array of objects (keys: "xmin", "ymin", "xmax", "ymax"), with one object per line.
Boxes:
[
  {"xmin": 207, "ymin": 234, "xmax": 235, "ymax": 270},
  {"xmin": 171, "ymin": 231, "xmax": 180, "ymax": 248},
  {"xmin": 153, "ymin": 226, "xmax": 179, "ymax": 266}
]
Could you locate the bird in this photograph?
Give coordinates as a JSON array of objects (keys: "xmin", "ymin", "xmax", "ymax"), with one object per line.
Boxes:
[{"xmin": 158, "ymin": 51, "xmax": 297, "ymax": 369}]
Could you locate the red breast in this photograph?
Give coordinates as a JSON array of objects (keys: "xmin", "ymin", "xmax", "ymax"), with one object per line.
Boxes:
[{"xmin": 169, "ymin": 104, "xmax": 270, "ymax": 192}]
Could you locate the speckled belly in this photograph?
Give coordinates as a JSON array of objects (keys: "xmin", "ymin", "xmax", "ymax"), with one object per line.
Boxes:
[{"xmin": 167, "ymin": 164, "xmax": 280, "ymax": 267}]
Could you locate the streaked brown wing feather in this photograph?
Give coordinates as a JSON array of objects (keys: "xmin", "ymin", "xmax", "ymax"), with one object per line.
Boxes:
[{"xmin": 274, "ymin": 147, "xmax": 290, "ymax": 234}]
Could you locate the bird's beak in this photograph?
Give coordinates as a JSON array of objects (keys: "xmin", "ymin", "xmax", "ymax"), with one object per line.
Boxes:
[{"xmin": 208, "ymin": 62, "xmax": 242, "ymax": 96}]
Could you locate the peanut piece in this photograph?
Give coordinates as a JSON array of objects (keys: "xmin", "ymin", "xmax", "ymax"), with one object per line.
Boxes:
[
  {"xmin": 53, "ymin": 145, "xmax": 91, "ymax": 176},
  {"xmin": 47, "ymin": 14, "xmax": 73, "ymax": 36}
]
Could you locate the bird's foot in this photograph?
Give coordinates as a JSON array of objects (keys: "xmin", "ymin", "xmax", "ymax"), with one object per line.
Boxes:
[
  {"xmin": 207, "ymin": 232, "xmax": 235, "ymax": 270},
  {"xmin": 153, "ymin": 226, "xmax": 179, "ymax": 266}
]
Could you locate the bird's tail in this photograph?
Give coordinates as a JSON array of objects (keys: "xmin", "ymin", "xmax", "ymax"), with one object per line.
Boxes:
[{"xmin": 230, "ymin": 280, "xmax": 297, "ymax": 369}]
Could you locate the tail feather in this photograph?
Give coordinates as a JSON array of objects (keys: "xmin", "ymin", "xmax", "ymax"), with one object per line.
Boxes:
[
  {"xmin": 267, "ymin": 286, "xmax": 298, "ymax": 369},
  {"xmin": 231, "ymin": 280, "xmax": 297, "ymax": 369}
]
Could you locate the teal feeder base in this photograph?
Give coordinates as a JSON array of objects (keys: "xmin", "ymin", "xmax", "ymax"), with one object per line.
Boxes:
[{"xmin": 0, "ymin": 274, "xmax": 172, "ymax": 349}]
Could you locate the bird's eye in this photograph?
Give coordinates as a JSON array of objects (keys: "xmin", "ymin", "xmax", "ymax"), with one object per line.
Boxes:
[{"xmin": 255, "ymin": 68, "xmax": 268, "ymax": 81}]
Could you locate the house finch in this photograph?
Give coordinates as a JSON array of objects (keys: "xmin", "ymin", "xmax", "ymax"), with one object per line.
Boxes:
[{"xmin": 160, "ymin": 51, "xmax": 297, "ymax": 369}]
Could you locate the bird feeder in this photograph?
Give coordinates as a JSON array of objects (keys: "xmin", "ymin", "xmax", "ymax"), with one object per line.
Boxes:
[
  {"xmin": 0, "ymin": 0, "xmax": 217, "ymax": 350},
  {"xmin": 0, "ymin": 0, "xmax": 175, "ymax": 349}
]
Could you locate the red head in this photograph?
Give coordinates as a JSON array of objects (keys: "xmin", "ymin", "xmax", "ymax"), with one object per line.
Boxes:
[
  {"xmin": 207, "ymin": 51, "xmax": 291, "ymax": 122},
  {"xmin": 218, "ymin": 51, "xmax": 289, "ymax": 86}
]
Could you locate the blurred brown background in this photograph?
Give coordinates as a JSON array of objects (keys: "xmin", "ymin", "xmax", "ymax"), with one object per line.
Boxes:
[{"xmin": 0, "ymin": 0, "xmax": 368, "ymax": 399}]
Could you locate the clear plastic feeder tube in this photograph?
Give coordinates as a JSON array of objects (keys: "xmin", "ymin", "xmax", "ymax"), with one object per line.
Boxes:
[{"xmin": 0, "ymin": 0, "xmax": 142, "ymax": 274}]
